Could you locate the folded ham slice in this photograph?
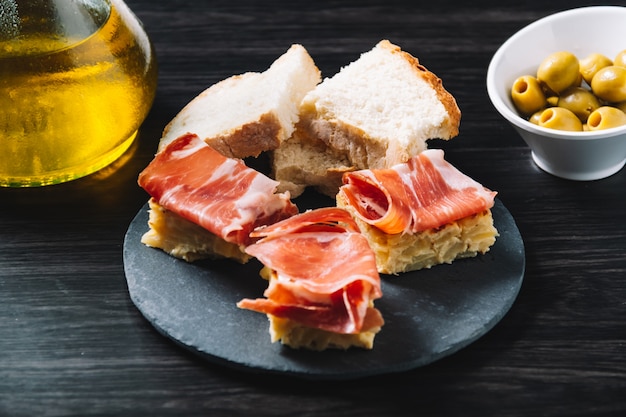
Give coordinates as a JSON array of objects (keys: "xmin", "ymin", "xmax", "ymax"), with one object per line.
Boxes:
[
  {"xmin": 338, "ymin": 149, "xmax": 497, "ymax": 235},
  {"xmin": 237, "ymin": 207, "xmax": 383, "ymax": 335},
  {"xmin": 138, "ymin": 133, "xmax": 298, "ymax": 247}
]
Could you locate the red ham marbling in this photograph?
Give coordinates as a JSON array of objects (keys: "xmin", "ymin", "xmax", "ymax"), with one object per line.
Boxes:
[
  {"xmin": 138, "ymin": 133, "xmax": 298, "ymax": 246},
  {"xmin": 338, "ymin": 149, "xmax": 497, "ymax": 234},
  {"xmin": 237, "ymin": 208, "xmax": 383, "ymax": 334}
]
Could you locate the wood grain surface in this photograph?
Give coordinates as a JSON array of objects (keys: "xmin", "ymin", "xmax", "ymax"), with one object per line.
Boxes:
[{"xmin": 1, "ymin": 1, "xmax": 625, "ymax": 416}]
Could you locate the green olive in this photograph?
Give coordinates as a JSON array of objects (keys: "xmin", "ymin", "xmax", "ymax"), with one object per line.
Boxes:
[
  {"xmin": 510, "ymin": 49, "xmax": 626, "ymax": 133},
  {"xmin": 591, "ymin": 65, "xmax": 626, "ymax": 103},
  {"xmin": 574, "ymin": 71, "xmax": 583, "ymax": 87},
  {"xmin": 587, "ymin": 106, "xmax": 626, "ymax": 130},
  {"xmin": 529, "ymin": 110, "xmax": 543, "ymax": 125},
  {"xmin": 537, "ymin": 51, "xmax": 580, "ymax": 94},
  {"xmin": 579, "ymin": 53, "xmax": 613, "ymax": 85},
  {"xmin": 614, "ymin": 49, "xmax": 626, "ymax": 68},
  {"xmin": 557, "ymin": 86, "xmax": 601, "ymax": 123},
  {"xmin": 511, "ymin": 75, "xmax": 547, "ymax": 115},
  {"xmin": 538, "ymin": 107, "xmax": 583, "ymax": 131}
]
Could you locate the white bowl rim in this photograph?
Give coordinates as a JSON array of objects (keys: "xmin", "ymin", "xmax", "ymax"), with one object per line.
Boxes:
[{"xmin": 486, "ymin": 6, "xmax": 626, "ymax": 141}]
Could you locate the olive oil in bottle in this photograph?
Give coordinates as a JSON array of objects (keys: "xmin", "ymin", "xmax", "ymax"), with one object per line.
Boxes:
[{"xmin": 0, "ymin": 0, "xmax": 157, "ymax": 186}]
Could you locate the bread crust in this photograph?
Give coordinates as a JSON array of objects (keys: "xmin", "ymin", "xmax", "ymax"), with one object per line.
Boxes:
[
  {"xmin": 208, "ymin": 112, "xmax": 282, "ymax": 158},
  {"xmin": 159, "ymin": 75, "xmax": 287, "ymax": 159},
  {"xmin": 377, "ymin": 40, "xmax": 461, "ymax": 139},
  {"xmin": 158, "ymin": 44, "xmax": 321, "ymax": 158},
  {"xmin": 301, "ymin": 114, "xmax": 413, "ymax": 170},
  {"xmin": 271, "ymin": 129, "xmax": 354, "ymax": 198}
]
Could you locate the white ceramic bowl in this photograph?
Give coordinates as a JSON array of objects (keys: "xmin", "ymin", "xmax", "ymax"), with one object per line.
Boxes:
[{"xmin": 487, "ymin": 6, "xmax": 626, "ymax": 181}]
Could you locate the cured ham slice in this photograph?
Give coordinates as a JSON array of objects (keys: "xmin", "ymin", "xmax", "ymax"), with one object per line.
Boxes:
[
  {"xmin": 138, "ymin": 133, "xmax": 298, "ymax": 248},
  {"xmin": 338, "ymin": 149, "xmax": 497, "ymax": 235},
  {"xmin": 237, "ymin": 208, "xmax": 384, "ymax": 349},
  {"xmin": 336, "ymin": 149, "xmax": 499, "ymax": 274}
]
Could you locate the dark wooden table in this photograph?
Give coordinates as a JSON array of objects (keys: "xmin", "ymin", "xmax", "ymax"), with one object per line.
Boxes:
[{"xmin": 2, "ymin": 0, "xmax": 625, "ymax": 416}]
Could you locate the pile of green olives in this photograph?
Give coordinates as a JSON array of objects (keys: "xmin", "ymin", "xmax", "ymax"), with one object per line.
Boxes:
[{"xmin": 510, "ymin": 49, "xmax": 626, "ymax": 132}]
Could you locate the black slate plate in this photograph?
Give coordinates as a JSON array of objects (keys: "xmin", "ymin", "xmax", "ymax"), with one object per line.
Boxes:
[{"xmin": 123, "ymin": 197, "xmax": 524, "ymax": 380}]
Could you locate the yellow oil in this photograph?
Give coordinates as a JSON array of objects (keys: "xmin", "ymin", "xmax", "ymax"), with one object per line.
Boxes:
[{"xmin": 0, "ymin": 1, "xmax": 157, "ymax": 186}]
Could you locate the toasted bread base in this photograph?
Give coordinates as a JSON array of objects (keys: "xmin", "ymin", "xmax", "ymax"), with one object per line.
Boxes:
[
  {"xmin": 141, "ymin": 199, "xmax": 251, "ymax": 263},
  {"xmin": 268, "ymin": 315, "xmax": 381, "ymax": 351}
]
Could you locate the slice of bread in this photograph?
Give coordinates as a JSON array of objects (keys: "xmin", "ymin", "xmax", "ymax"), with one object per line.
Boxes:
[
  {"xmin": 270, "ymin": 134, "xmax": 353, "ymax": 198},
  {"xmin": 272, "ymin": 40, "xmax": 461, "ymax": 197},
  {"xmin": 158, "ymin": 44, "xmax": 321, "ymax": 158}
]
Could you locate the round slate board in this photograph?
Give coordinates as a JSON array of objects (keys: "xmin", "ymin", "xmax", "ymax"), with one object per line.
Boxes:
[{"xmin": 123, "ymin": 198, "xmax": 524, "ymax": 380}]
